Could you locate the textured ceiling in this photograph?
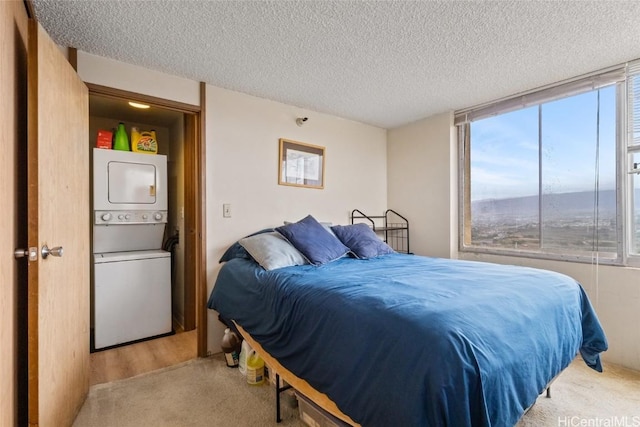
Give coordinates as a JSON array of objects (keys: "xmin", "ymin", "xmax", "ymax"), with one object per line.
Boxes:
[{"xmin": 32, "ymin": 0, "xmax": 640, "ymax": 129}]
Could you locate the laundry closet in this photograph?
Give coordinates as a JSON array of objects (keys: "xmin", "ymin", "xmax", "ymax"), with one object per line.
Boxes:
[{"xmin": 88, "ymin": 94, "xmax": 188, "ymax": 351}]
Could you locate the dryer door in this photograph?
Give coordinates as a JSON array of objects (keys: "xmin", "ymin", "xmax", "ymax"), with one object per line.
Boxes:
[
  {"xmin": 108, "ymin": 161, "xmax": 157, "ymax": 204},
  {"xmin": 93, "ymin": 149, "xmax": 168, "ymax": 211}
]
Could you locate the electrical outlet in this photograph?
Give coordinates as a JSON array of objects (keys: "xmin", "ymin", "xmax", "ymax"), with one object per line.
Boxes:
[{"xmin": 223, "ymin": 203, "xmax": 231, "ymax": 218}]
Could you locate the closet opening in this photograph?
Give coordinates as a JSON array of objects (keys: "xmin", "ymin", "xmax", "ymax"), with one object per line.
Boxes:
[{"xmin": 87, "ymin": 85, "xmax": 205, "ymax": 384}]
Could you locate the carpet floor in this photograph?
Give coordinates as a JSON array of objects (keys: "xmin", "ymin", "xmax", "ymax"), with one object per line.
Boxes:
[{"xmin": 74, "ymin": 354, "xmax": 640, "ymax": 426}]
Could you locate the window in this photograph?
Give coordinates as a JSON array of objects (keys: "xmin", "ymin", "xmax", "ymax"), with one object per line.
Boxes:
[
  {"xmin": 456, "ymin": 65, "xmax": 640, "ymax": 264},
  {"xmin": 628, "ymin": 63, "xmax": 640, "ymax": 257}
]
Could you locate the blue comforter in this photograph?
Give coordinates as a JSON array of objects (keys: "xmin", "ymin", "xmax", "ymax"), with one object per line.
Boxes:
[{"xmin": 208, "ymin": 254, "xmax": 607, "ymax": 426}]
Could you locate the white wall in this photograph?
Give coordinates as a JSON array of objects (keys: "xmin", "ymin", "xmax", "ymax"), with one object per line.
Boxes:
[
  {"xmin": 205, "ymin": 85, "xmax": 388, "ymax": 353},
  {"xmin": 388, "ymin": 112, "xmax": 640, "ymax": 372},
  {"xmin": 77, "ymin": 52, "xmax": 199, "ymax": 106},
  {"xmin": 387, "ymin": 112, "xmax": 458, "ymax": 258}
]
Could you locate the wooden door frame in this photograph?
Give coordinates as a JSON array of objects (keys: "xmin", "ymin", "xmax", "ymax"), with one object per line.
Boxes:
[
  {"xmin": 86, "ymin": 83, "xmax": 207, "ymax": 357},
  {"xmin": 197, "ymin": 82, "xmax": 207, "ymax": 355}
]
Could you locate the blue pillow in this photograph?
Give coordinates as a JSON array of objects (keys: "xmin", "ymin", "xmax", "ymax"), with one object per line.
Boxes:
[
  {"xmin": 219, "ymin": 228, "xmax": 274, "ymax": 263},
  {"xmin": 239, "ymin": 232, "xmax": 308, "ymax": 270},
  {"xmin": 276, "ymin": 215, "xmax": 350, "ymax": 266},
  {"xmin": 284, "ymin": 220, "xmax": 336, "ymax": 237},
  {"xmin": 331, "ymin": 223, "xmax": 395, "ymax": 259}
]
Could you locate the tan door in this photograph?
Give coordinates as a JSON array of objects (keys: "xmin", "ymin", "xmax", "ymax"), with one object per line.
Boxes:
[{"xmin": 27, "ymin": 19, "xmax": 90, "ymax": 427}]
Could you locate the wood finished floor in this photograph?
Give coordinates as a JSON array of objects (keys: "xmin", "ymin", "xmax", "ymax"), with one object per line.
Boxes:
[{"xmin": 90, "ymin": 329, "xmax": 198, "ymax": 386}]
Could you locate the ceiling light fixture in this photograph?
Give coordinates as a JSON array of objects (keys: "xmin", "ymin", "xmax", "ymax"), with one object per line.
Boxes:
[{"xmin": 128, "ymin": 101, "xmax": 150, "ymax": 109}]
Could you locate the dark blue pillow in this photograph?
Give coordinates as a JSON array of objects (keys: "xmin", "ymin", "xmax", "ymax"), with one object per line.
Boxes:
[
  {"xmin": 331, "ymin": 223, "xmax": 395, "ymax": 259},
  {"xmin": 219, "ymin": 228, "xmax": 274, "ymax": 263},
  {"xmin": 275, "ymin": 215, "xmax": 350, "ymax": 266}
]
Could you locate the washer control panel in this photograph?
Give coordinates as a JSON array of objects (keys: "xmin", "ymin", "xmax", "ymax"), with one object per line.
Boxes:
[{"xmin": 95, "ymin": 210, "xmax": 167, "ymax": 225}]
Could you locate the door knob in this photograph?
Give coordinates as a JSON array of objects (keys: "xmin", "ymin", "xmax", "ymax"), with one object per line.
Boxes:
[{"xmin": 41, "ymin": 244, "xmax": 63, "ymax": 259}]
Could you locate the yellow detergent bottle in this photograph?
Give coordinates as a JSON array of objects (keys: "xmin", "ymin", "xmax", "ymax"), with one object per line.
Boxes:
[
  {"xmin": 130, "ymin": 127, "xmax": 158, "ymax": 154},
  {"xmin": 246, "ymin": 350, "xmax": 265, "ymax": 385}
]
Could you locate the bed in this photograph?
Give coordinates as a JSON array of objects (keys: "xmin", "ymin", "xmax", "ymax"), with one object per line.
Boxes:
[{"xmin": 208, "ymin": 216, "xmax": 608, "ymax": 427}]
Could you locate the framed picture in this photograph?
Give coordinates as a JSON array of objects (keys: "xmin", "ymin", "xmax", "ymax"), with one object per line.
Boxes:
[{"xmin": 278, "ymin": 138, "xmax": 325, "ymax": 189}]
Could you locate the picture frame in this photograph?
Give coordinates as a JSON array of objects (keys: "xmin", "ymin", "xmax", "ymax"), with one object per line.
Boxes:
[{"xmin": 278, "ymin": 138, "xmax": 325, "ymax": 189}]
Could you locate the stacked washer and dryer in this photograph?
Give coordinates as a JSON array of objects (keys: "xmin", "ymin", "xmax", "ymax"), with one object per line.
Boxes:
[{"xmin": 92, "ymin": 148, "xmax": 172, "ymax": 350}]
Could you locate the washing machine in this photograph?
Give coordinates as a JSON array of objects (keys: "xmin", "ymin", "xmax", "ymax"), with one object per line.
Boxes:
[{"xmin": 93, "ymin": 250, "xmax": 171, "ymax": 349}]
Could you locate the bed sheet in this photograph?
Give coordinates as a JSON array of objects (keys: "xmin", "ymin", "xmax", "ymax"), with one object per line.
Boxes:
[{"xmin": 208, "ymin": 254, "xmax": 607, "ymax": 426}]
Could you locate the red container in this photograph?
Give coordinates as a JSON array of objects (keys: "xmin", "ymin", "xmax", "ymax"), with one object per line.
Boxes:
[{"xmin": 96, "ymin": 129, "xmax": 113, "ymax": 149}]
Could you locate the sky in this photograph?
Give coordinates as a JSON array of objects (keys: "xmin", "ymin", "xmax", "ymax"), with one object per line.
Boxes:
[{"xmin": 470, "ymin": 85, "xmax": 617, "ymax": 202}]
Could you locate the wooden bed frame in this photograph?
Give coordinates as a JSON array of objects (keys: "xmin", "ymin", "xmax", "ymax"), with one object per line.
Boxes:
[
  {"xmin": 235, "ymin": 323, "xmax": 555, "ymax": 425},
  {"xmin": 235, "ymin": 323, "xmax": 360, "ymax": 426}
]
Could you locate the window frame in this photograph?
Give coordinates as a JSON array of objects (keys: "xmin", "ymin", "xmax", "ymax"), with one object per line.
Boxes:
[
  {"xmin": 456, "ymin": 66, "xmax": 636, "ymax": 266},
  {"xmin": 624, "ymin": 65, "xmax": 640, "ymax": 267}
]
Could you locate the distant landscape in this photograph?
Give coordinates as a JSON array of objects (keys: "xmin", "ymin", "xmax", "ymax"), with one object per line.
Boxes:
[{"xmin": 470, "ymin": 189, "xmax": 636, "ymax": 253}]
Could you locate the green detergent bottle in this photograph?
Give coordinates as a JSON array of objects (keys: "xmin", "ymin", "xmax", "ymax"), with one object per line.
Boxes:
[{"xmin": 113, "ymin": 122, "xmax": 129, "ymax": 151}]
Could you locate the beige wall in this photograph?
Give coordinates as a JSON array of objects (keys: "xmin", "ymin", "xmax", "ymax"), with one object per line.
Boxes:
[
  {"xmin": 205, "ymin": 85, "xmax": 388, "ymax": 352},
  {"xmin": 388, "ymin": 112, "xmax": 640, "ymax": 372},
  {"xmin": 387, "ymin": 112, "xmax": 458, "ymax": 258},
  {"xmin": 77, "ymin": 52, "xmax": 199, "ymax": 106}
]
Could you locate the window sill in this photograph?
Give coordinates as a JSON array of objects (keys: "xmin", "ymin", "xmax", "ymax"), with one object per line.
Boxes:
[{"xmin": 458, "ymin": 245, "xmax": 622, "ymax": 266}]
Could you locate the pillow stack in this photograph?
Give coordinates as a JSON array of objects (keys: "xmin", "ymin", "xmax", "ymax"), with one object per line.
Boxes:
[{"xmin": 221, "ymin": 214, "xmax": 395, "ymax": 271}]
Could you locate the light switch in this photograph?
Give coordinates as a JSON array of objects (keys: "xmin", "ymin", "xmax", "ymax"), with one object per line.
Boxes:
[{"xmin": 223, "ymin": 203, "xmax": 231, "ymax": 218}]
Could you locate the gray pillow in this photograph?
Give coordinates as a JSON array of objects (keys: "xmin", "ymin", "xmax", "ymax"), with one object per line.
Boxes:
[{"xmin": 239, "ymin": 232, "xmax": 308, "ymax": 270}]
